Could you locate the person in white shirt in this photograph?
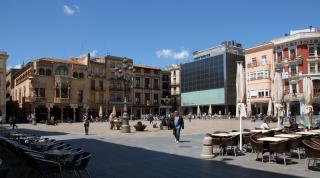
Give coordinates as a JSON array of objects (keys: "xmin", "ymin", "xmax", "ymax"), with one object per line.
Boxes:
[{"xmin": 260, "ymin": 118, "xmax": 269, "ymax": 130}]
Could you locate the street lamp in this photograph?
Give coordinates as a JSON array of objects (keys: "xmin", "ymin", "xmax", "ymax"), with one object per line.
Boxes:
[{"xmin": 114, "ymin": 58, "xmax": 134, "ymax": 133}]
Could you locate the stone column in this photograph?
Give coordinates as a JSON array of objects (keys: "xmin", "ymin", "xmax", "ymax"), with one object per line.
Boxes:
[
  {"xmin": 70, "ymin": 104, "xmax": 78, "ymax": 122},
  {"xmin": 46, "ymin": 103, "xmax": 53, "ymax": 122}
]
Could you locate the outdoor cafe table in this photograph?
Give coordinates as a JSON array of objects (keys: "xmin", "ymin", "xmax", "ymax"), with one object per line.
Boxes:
[
  {"xmin": 310, "ymin": 129, "xmax": 320, "ymax": 133},
  {"xmin": 211, "ymin": 132, "xmax": 250, "ymax": 137},
  {"xmin": 31, "ymin": 141, "xmax": 56, "ymax": 151},
  {"xmin": 257, "ymin": 137, "xmax": 288, "ymax": 142},
  {"xmin": 44, "ymin": 149, "xmax": 72, "ymax": 162},
  {"xmin": 274, "ymin": 134, "xmax": 302, "ymax": 138},
  {"xmin": 295, "ymin": 131, "xmax": 320, "ymax": 135},
  {"xmin": 250, "ymin": 130, "xmax": 270, "ymax": 133}
]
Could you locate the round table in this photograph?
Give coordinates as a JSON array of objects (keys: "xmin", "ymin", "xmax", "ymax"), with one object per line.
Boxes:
[{"xmin": 44, "ymin": 149, "xmax": 72, "ymax": 162}]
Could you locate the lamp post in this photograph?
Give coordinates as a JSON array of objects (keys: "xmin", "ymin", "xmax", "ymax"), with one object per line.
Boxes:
[{"xmin": 114, "ymin": 58, "xmax": 134, "ymax": 133}]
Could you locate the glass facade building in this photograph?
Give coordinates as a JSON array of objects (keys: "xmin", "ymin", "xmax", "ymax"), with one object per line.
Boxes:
[
  {"xmin": 181, "ymin": 55, "xmax": 224, "ymax": 92},
  {"xmin": 180, "ymin": 41, "xmax": 245, "ymax": 115}
]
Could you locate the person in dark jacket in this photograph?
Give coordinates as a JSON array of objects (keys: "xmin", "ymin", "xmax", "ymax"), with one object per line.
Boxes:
[
  {"xmin": 170, "ymin": 111, "xmax": 184, "ymax": 143},
  {"xmin": 83, "ymin": 113, "xmax": 90, "ymax": 135}
]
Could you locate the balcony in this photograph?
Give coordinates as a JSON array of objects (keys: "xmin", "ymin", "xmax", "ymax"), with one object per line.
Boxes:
[
  {"xmin": 171, "ymin": 82, "xmax": 180, "ymax": 86},
  {"xmin": 284, "ymin": 93, "xmax": 304, "ymax": 102},
  {"xmin": 54, "ymin": 97, "xmax": 70, "ymax": 103}
]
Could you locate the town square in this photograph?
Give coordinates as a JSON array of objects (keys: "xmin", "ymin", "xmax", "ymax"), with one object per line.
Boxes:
[{"xmin": 1, "ymin": 0, "xmax": 320, "ymax": 178}]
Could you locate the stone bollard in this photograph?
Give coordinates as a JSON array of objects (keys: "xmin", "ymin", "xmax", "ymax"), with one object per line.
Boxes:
[{"xmin": 200, "ymin": 134, "xmax": 214, "ymax": 159}]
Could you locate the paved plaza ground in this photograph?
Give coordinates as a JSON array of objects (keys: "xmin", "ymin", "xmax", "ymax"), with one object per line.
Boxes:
[{"xmin": 9, "ymin": 119, "xmax": 320, "ymax": 178}]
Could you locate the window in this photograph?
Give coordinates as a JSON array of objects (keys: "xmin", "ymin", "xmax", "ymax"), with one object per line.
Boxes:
[
  {"xmin": 252, "ymin": 58, "xmax": 257, "ymax": 66},
  {"xmin": 265, "ymin": 90, "xmax": 270, "ymax": 97},
  {"xmin": 291, "ymin": 66, "xmax": 297, "ymax": 76},
  {"xmin": 292, "ymin": 84, "xmax": 297, "ymax": 94},
  {"xmin": 153, "ymin": 94, "xmax": 159, "ymax": 104},
  {"xmin": 257, "ymin": 71, "xmax": 263, "ymax": 79},
  {"xmin": 317, "ymin": 46, "xmax": 320, "ymax": 56},
  {"xmin": 61, "ymin": 84, "xmax": 69, "ymax": 98},
  {"xmin": 39, "ymin": 88, "xmax": 45, "ymax": 97},
  {"xmin": 309, "ymin": 46, "xmax": 315, "ymax": 56},
  {"xmin": 55, "ymin": 83, "xmax": 69, "ymax": 98},
  {"xmin": 46, "ymin": 69, "xmax": 52, "ymax": 76},
  {"xmin": 91, "ymin": 80, "xmax": 95, "ymax": 90},
  {"xmin": 154, "ymin": 70, "xmax": 159, "ymax": 75},
  {"xmin": 263, "ymin": 71, "xmax": 269, "ymax": 78},
  {"xmin": 261, "ymin": 55, "xmax": 267, "ymax": 65},
  {"xmin": 79, "ymin": 73, "xmax": 84, "ymax": 79},
  {"xmin": 135, "ymin": 93, "xmax": 141, "ymax": 104},
  {"xmin": 55, "ymin": 66, "xmax": 68, "ymax": 76},
  {"xmin": 39, "ymin": 68, "xmax": 45, "ymax": 75},
  {"xmin": 35, "ymin": 88, "xmax": 45, "ymax": 97},
  {"xmin": 99, "ymin": 67, "xmax": 105, "ymax": 76},
  {"xmin": 145, "ymin": 78, "xmax": 150, "ymax": 88},
  {"xmin": 258, "ymin": 91, "xmax": 264, "ymax": 97},
  {"xmin": 99, "ymin": 80, "xmax": 103, "ymax": 91},
  {"xmin": 144, "ymin": 69, "xmax": 151, "ymax": 74},
  {"xmin": 154, "ymin": 79, "xmax": 159, "ymax": 89},
  {"xmin": 290, "ymin": 49, "xmax": 296, "ymax": 59},
  {"xmin": 310, "ymin": 62, "xmax": 316, "ymax": 74},
  {"xmin": 135, "ymin": 77, "xmax": 140, "ymax": 88},
  {"xmin": 145, "ymin": 93, "xmax": 150, "ymax": 105},
  {"xmin": 277, "ymin": 52, "xmax": 282, "ymax": 62},
  {"xmin": 73, "ymin": 72, "xmax": 78, "ymax": 78}
]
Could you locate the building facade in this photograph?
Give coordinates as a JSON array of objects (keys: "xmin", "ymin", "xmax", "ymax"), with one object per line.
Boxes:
[
  {"xmin": 105, "ymin": 55, "xmax": 134, "ymax": 115},
  {"xmin": 271, "ymin": 27, "xmax": 320, "ymax": 115},
  {"xmin": 0, "ymin": 51, "xmax": 8, "ymax": 123},
  {"xmin": 132, "ymin": 65, "xmax": 161, "ymax": 116},
  {"xmin": 180, "ymin": 41, "xmax": 245, "ymax": 115},
  {"xmin": 12, "ymin": 58, "xmax": 89, "ymax": 122},
  {"xmin": 245, "ymin": 42, "xmax": 274, "ymax": 115},
  {"xmin": 168, "ymin": 64, "xmax": 181, "ymax": 112},
  {"xmin": 159, "ymin": 69, "xmax": 171, "ymax": 115}
]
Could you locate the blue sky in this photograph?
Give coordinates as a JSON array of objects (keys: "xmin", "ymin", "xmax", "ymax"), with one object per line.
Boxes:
[{"xmin": 1, "ymin": 0, "xmax": 320, "ymax": 69}]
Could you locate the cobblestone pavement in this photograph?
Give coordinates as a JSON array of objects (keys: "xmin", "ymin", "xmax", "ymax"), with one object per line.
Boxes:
[{"xmin": 14, "ymin": 119, "xmax": 320, "ymax": 178}]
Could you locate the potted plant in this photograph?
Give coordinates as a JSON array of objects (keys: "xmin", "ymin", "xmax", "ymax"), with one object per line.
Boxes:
[{"xmin": 134, "ymin": 121, "xmax": 146, "ymax": 131}]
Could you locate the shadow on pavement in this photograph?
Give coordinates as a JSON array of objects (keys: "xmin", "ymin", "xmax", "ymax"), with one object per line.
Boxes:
[
  {"xmin": 17, "ymin": 128, "xmax": 69, "ymax": 136},
  {"xmin": 62, "ymin": 138, "xmax": 306, "ymax": 178}
]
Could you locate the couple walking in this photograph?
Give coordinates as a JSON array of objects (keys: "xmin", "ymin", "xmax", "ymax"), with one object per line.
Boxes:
[{"xmin": 170, "ymin": 111, "xmax": 184, "ymax": 143}]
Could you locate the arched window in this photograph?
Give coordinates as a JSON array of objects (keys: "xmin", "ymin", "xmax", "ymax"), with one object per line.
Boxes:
[
  {"xmin": 55, "ymin": 66, "xmax": 68, "ymax": 76},
  {"xmin": 39, "ymin": 68, "xmax": 45, "ymax": 75},
  {"xmin": 46, "ymin": 69, "xmax": 52, "ymax": 76},
  {"xmin": 73, "ymin": 72, "xmax": 78, "ymax": 78},
  {"xmin": 78, "ymin": 73, "xmax": 84, "ymax": 79}
]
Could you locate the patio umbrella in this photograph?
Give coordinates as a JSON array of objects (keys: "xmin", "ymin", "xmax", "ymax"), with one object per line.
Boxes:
[
  {"xmin": 273, "ymin": 72, "xmax": 283, "ymax": 129},
  {"xmin": 99, "ymin": 105, "xmax": 103, "ymax": 118},
  {"xmin": 247, "ymin": 99, "xmax": 251, "ymax": 117},
  {"xmin": 197, "ymin": 105, "xmax": 201, "ymax": 116},
  {"xmin": 305, "ymin": 77, "xmax": 313, "ymax": 129},
  {"xmin": 267, "ymin": 99, "xmax": 273, "ymax": 116},
  {"xmin": 208, "ymin": 105, "xmax": 212, "ymax": 116},
  {"xmin": 236, "ymin": 62, "xmax": 246, "ymax": 151},
  {"xmin": 112, "ymin": 105, "xmax": 116, "ymax": 115}
]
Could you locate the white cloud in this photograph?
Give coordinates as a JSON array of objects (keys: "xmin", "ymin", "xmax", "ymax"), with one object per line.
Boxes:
[
  {"xmin": 156, "ymin": 49, "xmax": 189, "ymax": 60},
  {"xmin": 79, "ymin": 50, "xmax": 98, "ymax": 58},
  {"xmin": 63, "ymin": 5, "xmax": 80, "ymax": 16},
  {"xmin": 89, "ymin": 50, "xmax": 98, "ymax": 57},
  {"xmin": 7, "ymin": 63, "xmax": 22, "ymax": 70}
]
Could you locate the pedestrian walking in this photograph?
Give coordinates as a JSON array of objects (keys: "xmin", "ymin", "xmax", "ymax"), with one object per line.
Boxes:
[
  {"xmin": 83, "ymin": 113, "xmax": 90, "ymax": 135},
  {"xmin": 188, "ymin": 112, "xmax": 192, "ymax": 123},
  {"xmin": 11, "ymin": 116, "xmax": 18, "ymax": 130},
  {"xmin": 170, "ymin": 111, "xmax": 184, "ymax": 143}
]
